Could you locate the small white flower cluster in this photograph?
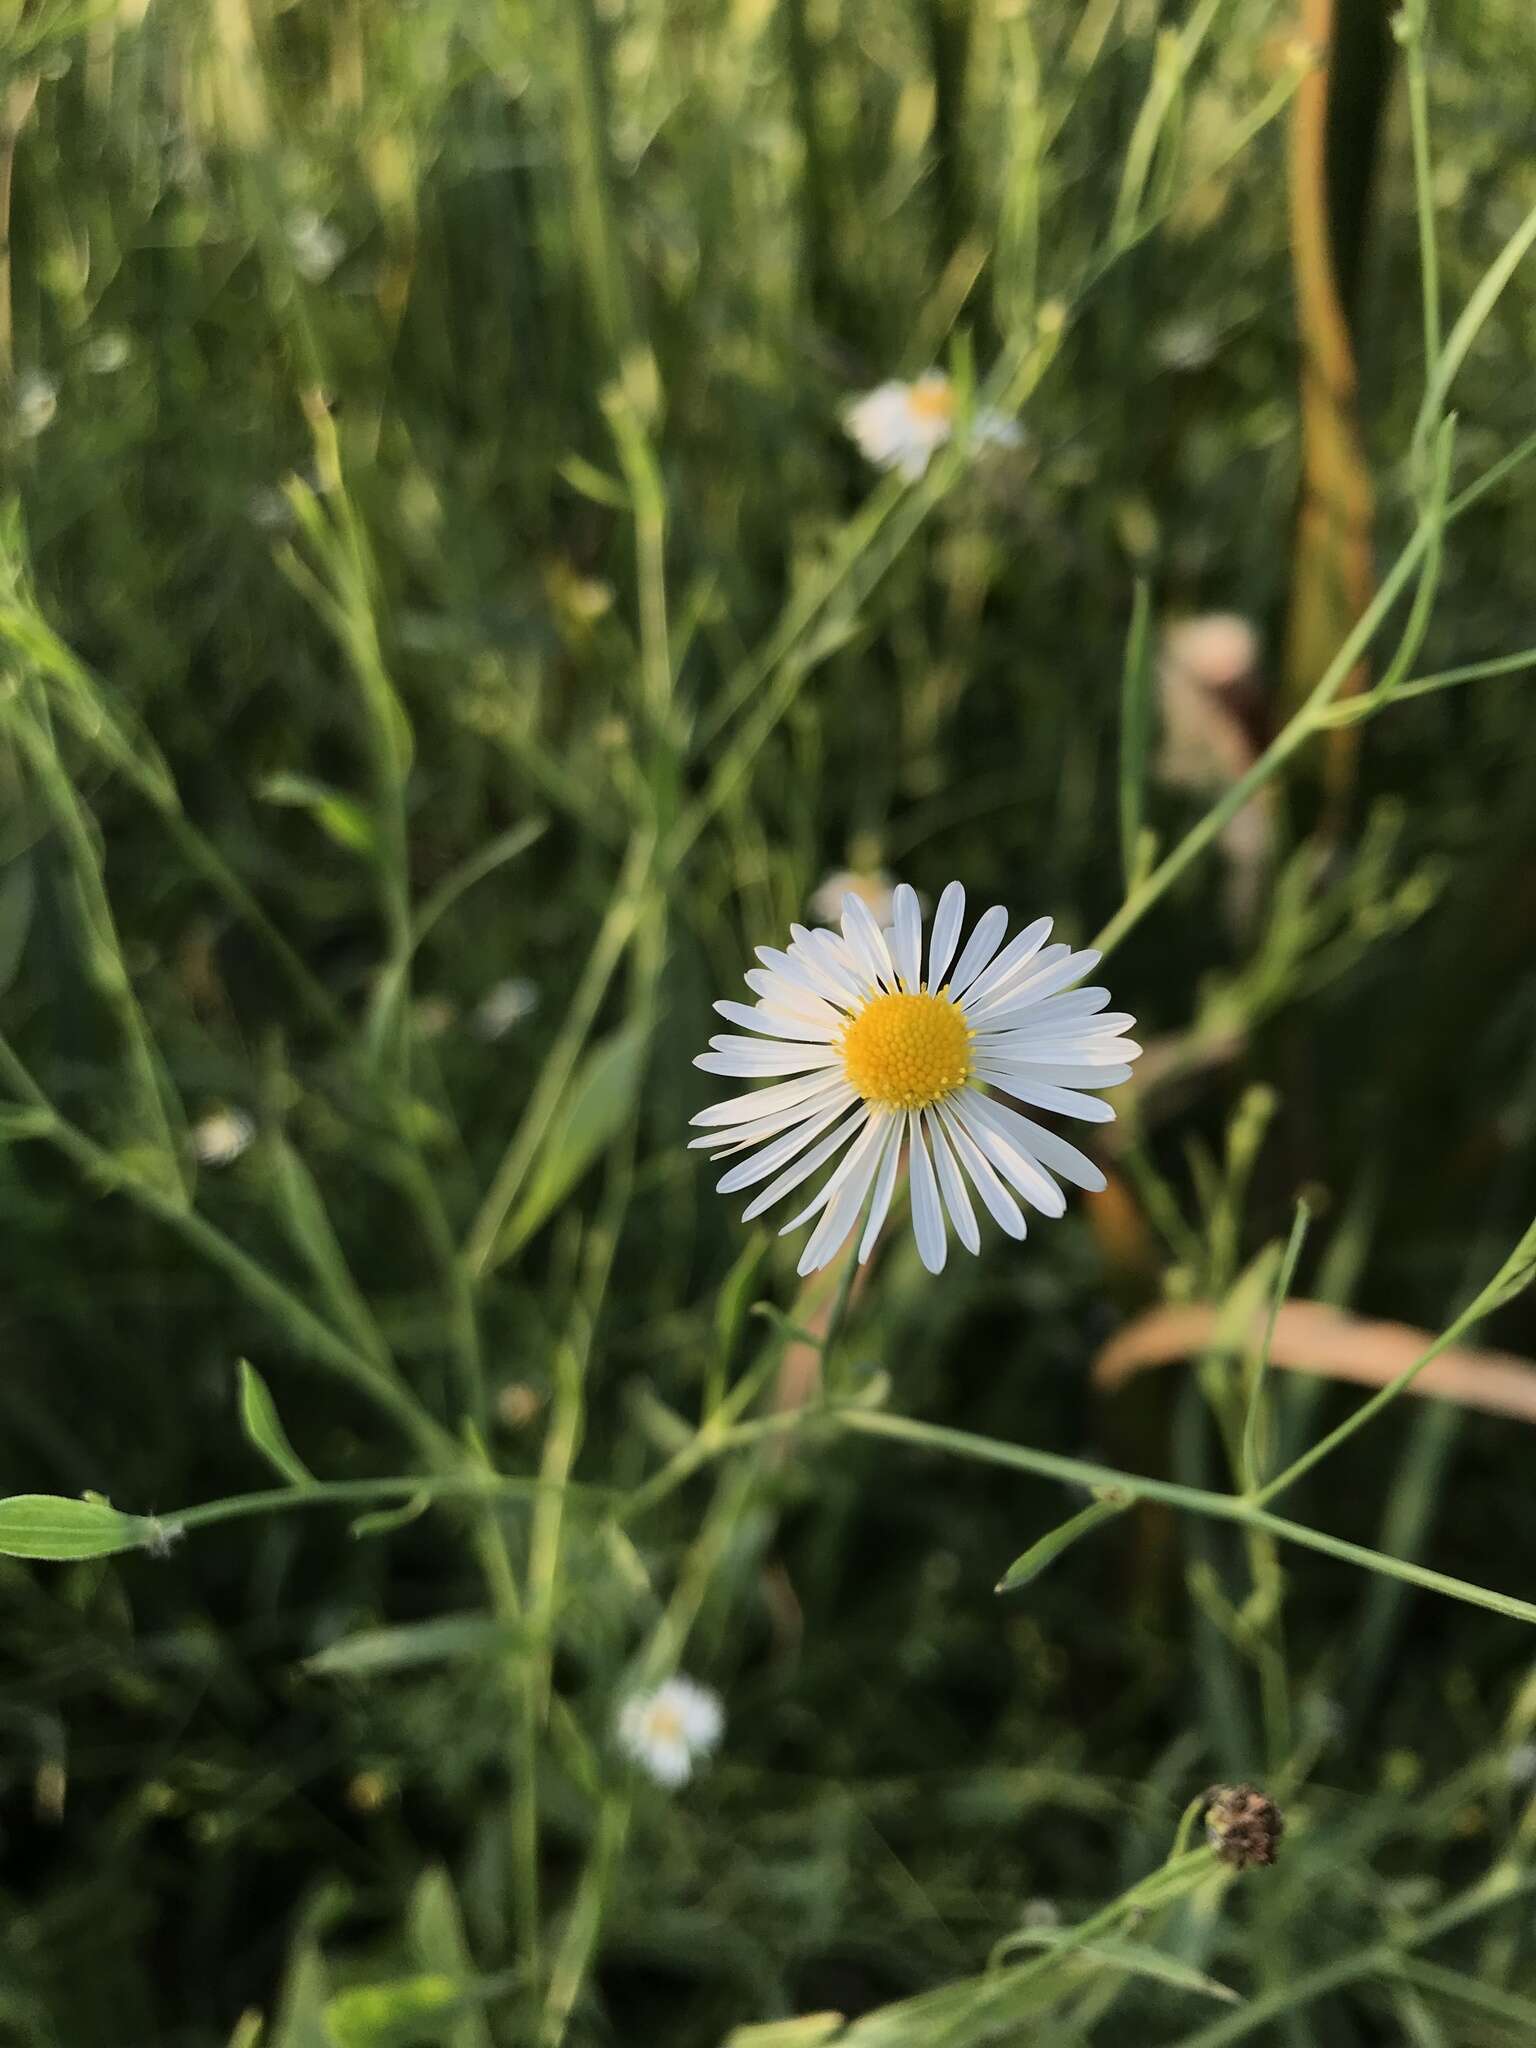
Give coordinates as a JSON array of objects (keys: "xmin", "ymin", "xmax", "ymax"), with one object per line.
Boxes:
[
  {"xmin": 842, "ymin": 371, "xmax": 1023, "ymax": 481},
  {"xmin": 191, "ymin": 1109, "xmax": 254, "ymax": 1167},
  {"xmin": 471, "ymin": 977, "xmax": 540, "ymax": 1041},
  {"xmin": 12, "ymin": 370, "xmax": 58, "ymax": 440},
  {"xmin": 287, "ymin": 208, "xmax": 346, "ymax": 283},
  {"xmin": 615, "ymin": 1676, "xmax": 723, "ymax": 1788}
]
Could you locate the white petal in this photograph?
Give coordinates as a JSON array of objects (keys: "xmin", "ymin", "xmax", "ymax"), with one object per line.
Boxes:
[
  {"xmin": 952, "ymin": 1092, "xmax": 1067, "ymax": 1217},
  {"xmin": 924, "ymin": 1108, "xmax": 979, "ymax": 1255},
  {"xmin": 954, "ymin": 917, "xmax": 1052, "ymax": 1013},
  {"xmin": 713, "ymin": 1000, "xmax": 838, "ymax": 1043},
  {"xmin": 969, "ymin": 947, "xmax": 1100, "ymax": 1023},
  {"xmin": 756, "ymin": 944, "xmax": 855, "ymax": 1011},
  {"xmin": 741, "ymin": 1106, "xmax": 868, "ymax": 1220},
  {"xmin": 961, "ymin": 942, "xmax": 1070, "ymax": 1022},
  {"xmin": 971, "ymin": 1055, "xmax": 1135, "ymax": 1087},
  {"xmin": 1019, "ymin": 987, "xmax": 1115, "ymax": 1024},
  {"xmin": 787, "ymin": 926, "xmax": 865, "ymax": 1002},
  {"xmin": 840, "ymin": 893, "xmax": 897, "ymax": 990},
  {"xmin": 697, "ymin": 1043, "xmax": 843, "ymax": 1079},
  {"xmin": 890, "ymin": 883, "xmax": 923, "ymax": 991},
  {"xmin": 949, "ymin": 905, "xmax": 1009, "ymax": 997},
  {"xmin": 857, "ymin": 1117, "xmax": 905, "ymax": 1262},
  {"xmin": 716, "ymin": 1097, "xmax": 855, "ymax": 1193},
  {"xmin": 906, "ymin": 1109, "xmax": 948, "ymax": 1273},
  {"xmin": 971, "ymin": 1067, "xmax": 1117, "ymax": 1123},
  {"xmin": 968, "ymin": 1089, "xmax": 1107, "ymax": 1193},
  {"xmin": 691, "ymin": 1070, "xmax": 851, "ymax": 1129},
  {"xmin": 936, "ymin": 1101, "xmax": 1027, "ymax": 1240},
  {"xmin": 795, "ymin": 1113, "xmax": 892, "ymax": 1273},
  {"xmin": 926, "ymin": 880, "xmax": 965, "ymax": 991}
]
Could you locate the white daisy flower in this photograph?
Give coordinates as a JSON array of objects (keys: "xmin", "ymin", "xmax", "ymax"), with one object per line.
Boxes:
[
  {"xmin": 842, "ymin": 372, "xmax": 1023, "ymax": 481},
  {"xmin": 616, "ymin": 1676, "xmax": 724, "ymax": 1788},
  {"xmin": 691, "ymin": 883, "xmax": 1139, "ymax": 1276},
  {"xmin": 191, "ymin": 1109, "xmax": 255, "ymax": 1167}
]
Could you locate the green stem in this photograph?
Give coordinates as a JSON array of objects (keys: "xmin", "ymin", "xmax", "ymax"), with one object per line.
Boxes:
[
  {"xmin": 1250, "ymin": 1212, "xmax": 1536, "ymax": 1509},
  {"xmin": 0, "ymin": 1032, "xmax": 450, "ymax": 1467},
  {"xmin": 838, "ymin": 1408, "xmax": 1536, "ymax": 1629}
]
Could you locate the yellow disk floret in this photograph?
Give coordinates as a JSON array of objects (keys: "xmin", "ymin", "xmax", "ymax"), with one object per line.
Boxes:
[{"xmin": 840, "ymin": 991, "xmax": 971, "ymax": 1111}]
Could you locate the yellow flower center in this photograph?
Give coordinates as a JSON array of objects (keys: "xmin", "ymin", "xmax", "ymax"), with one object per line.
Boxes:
[
  {"xmin": 841, "ymin": 991, "xmax": 971, "ymax": 1111},
  {"xmin": 906, "ymin": 379, "xmax": 955, "ymax": 426},
  {"xmin": 646, "ymin": 1703, "xmax": 684, "ymax": 1744}
]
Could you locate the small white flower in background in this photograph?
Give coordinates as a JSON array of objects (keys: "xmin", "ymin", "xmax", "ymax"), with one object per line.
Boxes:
[
  {"xmin": 693, "ymin": 882, "xmax": 1140, "ymax": 1276},
  {"xmin": 82, "ymin": 330, "xmax": 132, "ymax": 375},
  {"xmin": 12, "ymin": 370, "xmax": 58, "ymax": 440},
  {"xmin": 842, "ymin": 372, "xmax": 1023, "ymax": 481},
  {"xmin": 616, "ymin": 1676, "xmax": 723, "ymax": 1787},
  {"xmin": 1020, "ymin": 1898, "xmax": 1062, "ymax": 1931},
  {"xmin": 287, "ymin": 208, "xmax": 346, "ymax": 283},
  {"xmin": 191, "ymin": 1109, "xmax": 255, "ymax": 1167},
  {"xmin": 1507, "ymin": 1742, "xmax": 1536, "ymax": 1786},
  {"xmin": 810, "ymin": 868, "xmax": 899, "ymax": 931},
  {"xmin": 1153, "ymin": 319, "xmax": 1219, "ymax": 372},
  {"xmin": 472, "ymin": 977, "xmax": 539, "ymax": 1041}
]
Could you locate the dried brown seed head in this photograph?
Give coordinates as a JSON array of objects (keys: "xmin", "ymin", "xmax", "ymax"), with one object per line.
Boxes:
[{"xmin": 1203, "ymin": 1783, "xmax": 1284, "ymax": 1870}]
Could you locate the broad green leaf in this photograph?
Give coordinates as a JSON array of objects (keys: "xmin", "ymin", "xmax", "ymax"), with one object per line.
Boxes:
[
  {"xmin": 259, "ymin": 772, "xmax": 377, "ymax": 858},
  {"xmin": 995, "ymin": 1493, "xmax": 1133, "ymax": 1595},
  {"xmin": 409, "ymin": 1870, "xmax": 493, "ymax": 2048},
  {"xmin": 724, "ymin": 2019, "xmax": 846, "ymax": 2048},
  {"xmin": 325, "ymin": 1977, "xmax": 456, "ymax": 2048},
  {"xmin": 305, "ymin": 1615, "xmax": 523, "ymax": 1678},
  {"xmin": 502, "ymin": 1020, "xmax": 648, "ymax": 1254},
  {"xmin": 238, "ymin": 1360, "xmax": 315, "ymax": 1489},
  {"xmin": 0, "ymin": 1494, "xmax": 157, "ymax": 1561}
]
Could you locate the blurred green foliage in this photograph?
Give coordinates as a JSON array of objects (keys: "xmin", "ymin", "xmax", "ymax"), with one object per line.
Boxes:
[{"xmin": 3, "ymin": 0, "xmax": 1536, "ymax": 2043}]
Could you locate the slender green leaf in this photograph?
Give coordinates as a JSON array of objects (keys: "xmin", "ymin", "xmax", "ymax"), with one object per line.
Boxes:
[
  {"xmin": 410, "ymin": 820, "xmax": 546, "ymax": 950},
  {"xmin": 238, "ymin": 1360, "xmax": 316, "ymax": 1489},
  {"xmin": 996, "ymin": 1493, "xmax": 1132, "ymax": 1594},
  {"xmin": 259, "ymin": 772, "xmax": 377, "ymax": 858},
  {"xmin": 1413, "ymin": 192, "xmax": 1536, "ymax": 470},
  {"xmin": 723, "ymin": 2020, "xmax": 846, "ymax": 2048},
  {"xmin": 267, "ymin": 1141, "xmax": 389, "ymax": 1367},
  {"xmin": 997, "ymin": 1931, "xmax": 1240, "ymax": 2004},
  {"xmin": 0, "ymin": 857, "xmax": 34, "ymax": 996},
  {"xmin": 714, "ymin": 1234, "xmax": 771, "ymax": 1370},
  {"xmin": 501, "ymin": 1018, "xmax": 649, "ymax": 1254},
  {"xmin": 409, "ymin": 1870, "xmax": 494, "ymax": 2048},
  {"xmin": 272, "ymin": 1945, "xmax": 338, "ymax": 2048},
  {"xmin": 350, "ymin": 1494, "xmax": 433, "ymax": 1540},
  {"xmin": 0, "ymin": 1494, "xmax": 157, "ymax": 1561},
  {"xmin": 1239, "ymin": 1200, "xmax": 1311, "ymax": 1491},
  {"xmin": 1118, "ymin": 578, "xmax": 1155, "ymax": 893},
  {"xmin": 304, "ymin": 1615, "xmax": 524, "ymax": 1678},
  {"xmin": 325, "ymin": 1977, "xmax": 457, "ymax": 2048}
]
